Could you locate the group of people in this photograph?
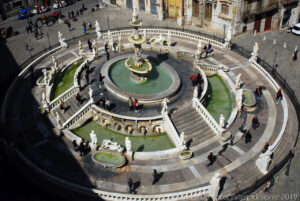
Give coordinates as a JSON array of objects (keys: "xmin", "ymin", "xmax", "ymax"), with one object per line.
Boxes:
[
  {"xmin": 72, "ymin": 139, "xmax": 90, "ymax": 156},
  {"xmin": 253, "ymin": 86, "xmax": 263, "ymax": 99},
  {"xmin": 189, "ymin": 73, "xmax": 202, "ymax": 87},
  {"xmin": 128, "ymin": 97, "xmax": 140, "ymax": 112},
  {"xmin": 26, "ymin": 19, "xmax": 43, "ymax": 40}
]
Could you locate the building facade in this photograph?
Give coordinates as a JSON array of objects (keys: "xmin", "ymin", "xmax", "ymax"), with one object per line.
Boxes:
[{"xmin": 116, "ymin": 0, "xmax": 300, "ymax": 35}]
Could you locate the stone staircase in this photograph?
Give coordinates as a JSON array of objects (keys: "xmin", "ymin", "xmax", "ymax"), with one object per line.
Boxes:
[{"xmin": 170, "ymin": 105, "xmax": 216, "ymax": 147}]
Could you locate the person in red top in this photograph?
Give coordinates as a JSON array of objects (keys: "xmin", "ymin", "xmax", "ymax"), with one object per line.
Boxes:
[
  {"xmin": 190, "ymin": 74, "xmax": 196, "ymax": 86},
  {"xmin": 276, "ymin": 88, "xmax": 282, "ymax": 104},
  {"xmin": 133, "ymin": 99, "xmax": 139, "ymax": 112}
]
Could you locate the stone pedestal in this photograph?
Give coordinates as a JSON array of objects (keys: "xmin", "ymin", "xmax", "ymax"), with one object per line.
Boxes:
[
  {"xmin": 208, "ymin": 172, "xmax": 221, "ymax": 201},
  {"xmin": 256, "ymin": 148, "xmax": 272, "ymax": 174}
]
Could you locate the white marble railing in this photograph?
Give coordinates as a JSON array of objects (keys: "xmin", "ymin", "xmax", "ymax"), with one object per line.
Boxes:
[
  {"xmin": 2, "ymin": 46, "xmax": 64, "ymax": 123},
  {"xmin": 73, "ymin": 59, "xmax": 88, "ymax": 89},
  {"xmin": 195, "ymin": 66, "xmax": 209, "ymax": 101},
  {"xmin": 162, "ymin": 112, "xmax": 182, "ymax": 148},
  {"xmin": 197, "ymin": 63, "xmax": 219, "ymax": 73},
  {"xmin": 249, "ymin": 59, "xmax": 288, "ymax": 152},
  {"xmin": 62, "ymin": 100, "xmax": 93, "ymax": 129},
  {"xmin": 192, "ymin": 98, "xmax": 222, "ymax": 135},
  {"xmin": 102, "ymin": 28, "xmax": 224, "ymax": 49},
  {"xmin": 48, "ymin": 86, "xmax": 78, "ymax": 110},
  {"xmin": 92, "ymin": 104, "xmax": 162, "ymax": 121}
]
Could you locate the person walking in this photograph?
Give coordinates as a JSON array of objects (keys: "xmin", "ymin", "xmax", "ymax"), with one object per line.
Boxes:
[
  {"xmin": 128, "ymin": 97, "xmax": 133, "ymax": 111},
  {"xmin": 264, "ymin": 178, "xmax": 274, "ymax": 193},
  {"xmin": 133, "ymin": 99, "xmax": 139, "ymax": 112},
  {"xmin": 106, "ymin": 52, "xmax": 110, "ymax": 61},
  {"xmin": 189, "ymin": 73, "xmax": 196, "ymax": 86},
  {"xmin": 152, "ymin": 169, "xmax": 159, "ymax": 185},
  {"xmin": 60, "ymin": 101, "xmax": 66, "ymax": 113},
  {"xmin": 24, "ymin": 42, "xmax": 29, "ymax": 53},
  {"xmin": 67, "ymin": 21, "xmax": 71, "ymax": 32},
  {"xmin": 245, "ymin": 130, "xmax": 252, "ymax": 144},
  {"xmin": 207, "ymin": 152, "xmax": 214, "ymax": 167},
  {"xmin": 105, "ymin": 98, "xmax": 111, "ymax": 110},
  {"xmin": 293, "ymin": 50, "xmax": 298, "ymax": 61},
  {"xmin": 252, "ymin": 115, "xmax": 259, "ymax": 129},
  {"xmin": 99, "ymin": 73, "xmax": 104, "ymax": 83},
  {"xmin": 276, "ymin": 88, "xmax": 282, "ymax": 104},
  {"xmin": 128, "ymin": 179, "xmax": 134, "ymax": 193},
  {"xmin": 76, "ymin": 93, "xmax": 82, "ymax": 106},
  {"xmin": 87, "ymin": 39, "xmax": 92, "ymax": 51}
]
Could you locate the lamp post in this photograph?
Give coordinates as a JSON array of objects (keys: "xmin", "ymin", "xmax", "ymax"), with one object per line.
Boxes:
[{"xmin": 223, "ymin": 24, "xmax": 226, "ymax": 43}]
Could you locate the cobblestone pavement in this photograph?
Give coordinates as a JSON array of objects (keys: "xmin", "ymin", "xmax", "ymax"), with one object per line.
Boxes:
[{"xmin": 1, "ymin": 3, "xmax": 300, "ymax": 201}]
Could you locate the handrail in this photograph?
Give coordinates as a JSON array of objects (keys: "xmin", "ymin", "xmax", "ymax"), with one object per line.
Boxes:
[
  {"xmin": 92, "ymin": 104, "xmax": 162, "ymax": 121},
  {"xmin": 195, "ymin": 66, "xmax": 209, "ymax": 101},
  {"xmin": 162, "ymin": 112, "xmax": 182, "ymax": 148},
  {"xmin": 192, "ymin": 98, "xmax": 222, "ymax": 135},
  {"xmin": 62, "ymin": 100, "xmax": 93, "ymax": 128}
]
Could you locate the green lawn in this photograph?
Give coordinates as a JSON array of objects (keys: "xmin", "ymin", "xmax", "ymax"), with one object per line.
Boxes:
[
  {"xmin": 51, "ymin": 61, "xmax": 83, "ymax": 99},
  {"xmin": 72, "ymin": 121, "xmax": 175, "ymax": 152},
  {"xmin": 206, "ymin": 75, "xmax": 233, "ymax": 122}
]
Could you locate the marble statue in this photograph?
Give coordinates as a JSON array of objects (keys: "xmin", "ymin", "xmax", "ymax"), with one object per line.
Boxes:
[
  {"xmin": 180, "ymin": 132, "xmax": 186, "ymax": 150},
  {"xmin": 90, "ymin": 130, "xmax": 97, "ymax": 147},
  {"xmin": 197, "ymin": 40, "xmax": 202, "ymax": 52},
  {"xmin": 250, "ymin": 42, "xmax": 259, "ymax": 61},
  {"xmin": 92, "ymin": 40, "xmax": 98, "ymax": 57},
  {"xmin": 208, "ymin": 172, "xmax": 222, "ymax": 201},
  {"xmin": 256, "ymin": 148, "xmax": 272, "ymax": 174},
  {"xmin": 58, "ymin": 31, "xmax": 67, "ymax": 48},
  {"xmin": 219, "ymin": 114, "xmax": 225, "ymax": 128},
  {"xmin": 78, "ymin": 40, "xmax": 83, "ymax": 56},
  {"xmin": 89, "ymin": 86, "xmax": 93, "ymax": 102},
  {"xmin": 161, "ymin": 98, "xmax": 169, "ymax": 114},
  {"xmin": 125, "ymin": 137, "xmax": 132, "ymax": 155},
  {"xmin": 100, "ymin": 139, "xmax": 124, "ymax": 152},
  {"xmin": 52, "ymin": 56, "xmax": 58, "ymax": 70},
  {"xmin": 56, "ymin": 112, "xmax": 61, "ymax": 128},
  {"xmin": 143, "ymin": 30, "xmax": 147, "ymax": 39},
  {"xmin": 226, "ymin": 26, "xmax": 232, "ymax": 42},
  {"xmin": 118, "ymin": 35, "xmax": 123, "ymax": 52},
  {"xmin": 42, "ymin": 69, "xmax": 48, "ymax": 85},
  {"xmin": 95, "ymin": 20, "xmax": 102, "ymax": 39},
  {"xmin": 167, "ymin": 31, "xmax": 172, "ymax": 46},
  {"xmin": 235, "ymin": 73, "xmax": 241, "ymax": 89}
]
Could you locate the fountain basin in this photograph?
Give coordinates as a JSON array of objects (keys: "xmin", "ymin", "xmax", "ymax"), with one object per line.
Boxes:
[
  {"xmin": 92, "ymin": 150, "xmax": 126, "ymax": 168},
  {"xmin": 101, "ymin": 54, "xmax": 181, "ymax": 104}
]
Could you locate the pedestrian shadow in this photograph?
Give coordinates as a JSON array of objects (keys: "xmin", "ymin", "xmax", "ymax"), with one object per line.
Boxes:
[
  {"xmin": 136, "ymin": 145, "xmax": 144, "ymax": 152},
  {"xmin": 133, "ymin": 181, "xmax": 140, "ymax": 194},
  {"xmin": 217, "ymin": 176, "xmax": 227, "ymax": 197},
  {"xmin": 186, "ymin": 139, "xmax": 193, "ymax": 149}
]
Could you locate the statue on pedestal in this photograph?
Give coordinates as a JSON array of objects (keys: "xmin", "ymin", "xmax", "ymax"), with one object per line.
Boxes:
[
  {"xmin": 167, "ymin": 31, "xmax": 171, "ymax": 46},
  {"xmin": 90, "ymin": 130, "xmax": 97, "ymax": 147},
  {"xmin": 58, "ymin": 31, "xmax": 67, "ymax": 48},
  {"xmin": 161, "ymin": 98, "xmax": 169, "ymax": 114},
  {"xmin": 208, "ymin": 172, "xmax": 222, "ymax": 201},
  {"xmin": 89, "ymin": 86, "xmax": 94, "ymax": 102},
  {"xmin": 219, "ymin": 114, "xmax": 225, "ymax": 128},
  {"xmin": 235, "ymin": 73, "xmax": 241, "ymax": 89},
  {"xmin": 125, "ymin": 137, "xmax": 132, "ymax": 155},
  {"xmin": 180, "ymin": 132, "xmax": 186, "ymax": 150},
  {"xmin": 95, "ymin": 20, "xmax": 102, "ymax": 39},
  {"xmin": 250, "ymin": 42, "xmax": 259, "ymax": 61},
  {"xmin": 78, "ymin": 40, "xmax": 83, "ymax": 56}
]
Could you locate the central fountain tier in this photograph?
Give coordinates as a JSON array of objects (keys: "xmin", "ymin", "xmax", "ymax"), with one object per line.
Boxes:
[
  {"xmin": 101, "ymin": 54, "xmax": 181, "ymax": 104},
  {"xmin": 125, "ymin": 8, "xmax": 152, "ymax": 82}
]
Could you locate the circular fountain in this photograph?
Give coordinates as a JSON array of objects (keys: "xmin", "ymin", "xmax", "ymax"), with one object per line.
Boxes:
[{"xmin": 101, "ymin": 9, "xmax": 181, "ymax": 103}]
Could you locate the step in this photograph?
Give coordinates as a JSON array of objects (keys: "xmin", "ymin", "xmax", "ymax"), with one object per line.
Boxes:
[
  {"xmin": 171, "ymin": 107, "xmax": 196, "ymax": 120},
  {"xmin": 171, "ymin": 110, "xmax": 199, "ymax": 124},
  {"xmin": 187, "ymin": 126, "xmax": 212, "ymax": 138},
  {"xmin": 177, "ymin": 121, "xmax": 209, "ymax": 136},
  {"xmin": 174, "ymin": 115, "xmax": 204, "ymax": 131},
  {"xmin": 192, "ymin": 131, "xmax": 215, "ymax": 145}
]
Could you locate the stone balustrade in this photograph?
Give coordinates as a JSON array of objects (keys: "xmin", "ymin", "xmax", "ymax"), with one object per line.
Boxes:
[
  {"xmin": 162, "ymin": 112, "xmax": 182, "ymax": 148},
  {"xmin": 73, "ymin": 59, "xmax": 88, "ymax": 89},
  {"xmin": 192, "ymin": 98, "xmax": 223, "ymax": 136},
  {"xmin": 62, "ymin": 100, "xmax": 93, "ymax": 129},
  {"xmin": 195, "ymin": 66, "xmax": 209, "ymax": 101}
]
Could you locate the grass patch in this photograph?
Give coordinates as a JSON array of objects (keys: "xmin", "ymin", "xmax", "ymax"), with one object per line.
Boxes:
[
  {"xmin": 51, "ymin": 61, "xmax": 83, "ymax": 99},
  {"xmin": 72, "ymin": 121, "xmax": 175, "ymax": 152},
  {"xmin": 94, "ymin": 152, "xmax": 123, "ymax": 165},
  {"xmin": 206, "ymin": 75, "xmax": 233, "ymax": 122}
]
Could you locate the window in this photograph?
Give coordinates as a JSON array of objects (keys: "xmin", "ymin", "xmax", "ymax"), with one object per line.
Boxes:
[{"xmin": 221, "ymin": 4, "xmax": 229, "ymax": 15}]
